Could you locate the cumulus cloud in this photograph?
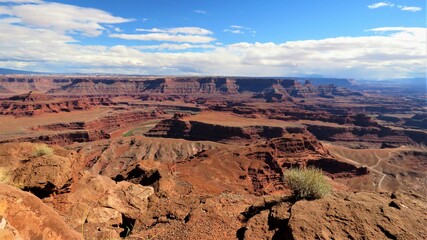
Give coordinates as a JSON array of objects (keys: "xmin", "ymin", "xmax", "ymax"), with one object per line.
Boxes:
[
  {"xmin": 0, "ymin": 1, "xmax": 425, "ymax": 79},
  {"xmin": 2, "ymin": 21, "xmax": 425, "ymax": 79},
  {"xmin": 0, "ymin": 5, "xmax": 13, "ymax": 14},
  {"xmin": 1, "ymin": 1, "xmax": 132, "ymax": 36}
]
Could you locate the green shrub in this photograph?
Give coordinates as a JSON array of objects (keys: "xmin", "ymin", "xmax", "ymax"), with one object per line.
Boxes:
[
  {"xmin": 33, "ymin": 144, "xmax": 54, "ymax": 157},
  {"xmin": 283, "ymin": 167, "xmax": 331, "ymax": 200}
]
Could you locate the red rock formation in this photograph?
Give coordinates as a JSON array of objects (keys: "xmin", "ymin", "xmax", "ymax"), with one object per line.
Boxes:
[
  {"xmin": 145, "ymin": 118, "xmax": 291, "ymax": 142},
  {"xmin": 405, "ymin": 113, "xmax": 427, "ymax": 129},
  {"xmin": 240, "ymin": 191, "xmax": 427, "ymax": 240},
  {"xmin": 0, "ymin": 142, "xmax": 83, "ymax": 198},
  {"xmin": 0, "ymin": 85, "xmax": 13, "ymax": 94},
  {"xmin": 242, "ymin": 134, "xmax": 368, "ymax": 195},
  {"xmin": 0, "ymin": 130, "xmax": 110, "ymax": 145},
  {"xmin": 8, "ymin": 91, "xmax": 54, "ymax": 102},
  {"xmin": 0, "ymin": 94, "xmax": 114, "ymax": 116},
  {"xmin": 44, "ymin": 172, "xmax": 154, "ymax": 239},
  {"xmin": 47, "ymin": 79, "xmax": 147, "ymax": 95},
  {"xmin": 305, "ymin": 124, "xmax": 418, "ymax": 145},
  {"xmin": 32, "ymin": 76, "xmax": 362, "ymax": 99},
  {"xmin": 0, "ymin": 184, "xmax": 83, "ymax": 240},
  {"xmin": 0, "ymin": 77, "xmax": 73, "ymax": 94},
  {"xmin": 33, "ymin": 110, "xmax": 161, "ymax": 132}
]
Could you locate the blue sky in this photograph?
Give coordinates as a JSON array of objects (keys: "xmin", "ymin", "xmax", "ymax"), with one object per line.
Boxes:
[{"xmin": 0, "ymin": 0, "xmax": 425, "ymax": 79}]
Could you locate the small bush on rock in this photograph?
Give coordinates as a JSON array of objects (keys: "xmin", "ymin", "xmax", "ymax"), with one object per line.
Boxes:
[
  {"xmin": 283, "ymin": 167, "xmax": 331, "ymax": 200},
  {"xmin": 33, "ymin": 144, "xmax": 54, "ymax": 157}
]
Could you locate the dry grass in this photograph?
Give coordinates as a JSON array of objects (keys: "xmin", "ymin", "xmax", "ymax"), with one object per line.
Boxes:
[
  {"xmin": 0, "ymin": 167, "xmax": 24, "ymax": 189},
  {"xmin": 0, "ymin": 167, "xmax": 11, "ymax": 184},
  {"xmin": 33, "ymin": 144, "xmax": 54, "ymax": 157},
  {"xmin": 283, "ymin": 167, "xmax": 331, "ymax": 200}
]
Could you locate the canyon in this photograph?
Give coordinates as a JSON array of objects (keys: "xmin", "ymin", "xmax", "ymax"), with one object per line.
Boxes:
[{"xmin": 0, "ymin": 75, "xmax": 425, "ymax": 239}]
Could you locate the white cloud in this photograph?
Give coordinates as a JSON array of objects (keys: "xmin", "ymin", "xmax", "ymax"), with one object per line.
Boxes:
[
  {"xmin": 194, "ymin": 9, "xmax": 206, "ymax": 14},
  {"xmin": 224, "ymin": 25, "xmax": 256, "ymax": 35},
  {"xmin": 0, "ymin": 5, "xmax": 13, "ymax": 14},
  {"xmin": 0, "ymin": 1, "xmax": 424, "ymax": 79},
  {"xmin": 111, "ymin": 27, "xmax": 215, "ymax": 43},
  {"xmin": 1, "ymin": 1, "xmax": 132, "ymax": 36},
  {"xmin": 224, "ymin": 29, "xmax": 243, "ymax": 34},
  {"xmin": 400, "ymin": 6, "xmax": 422, "ymax": 12},
  {"xmin": 135, "ymin": 43, "xmax": 215, "ymax": 50},
  {"xmin": 2, "ymin": 23, "xmax": 425, "ymax": 79},
  {"xmin": 109, "ymin": 33, "xmax": 215, "ymax": 43},
  {"xmin": 136, "ymin": 27, "xmax": 212, "ymax": 35},
  {"xmin": 0, "ymin": 0, "xmax": 42, "ymax": 3},
  {"xmin": 368, "ymin": 2, "xmax": 422, "ymax": 12},
  {"xmin": 368, "ymin": 2, "xmax": 393, "ymax": 9}
]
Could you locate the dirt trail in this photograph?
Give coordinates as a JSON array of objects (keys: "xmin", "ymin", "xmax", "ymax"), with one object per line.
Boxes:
[
  {"xmin": 331, "ymin": 152, "xmax": 387, "ymax": 191},
  {"xmin": 371, "ymin": 152, "xmax": 392, "ymax": 169},
  {"xmin": 328, "ymin": 145, "xmax": 413, "ymax": 191}
]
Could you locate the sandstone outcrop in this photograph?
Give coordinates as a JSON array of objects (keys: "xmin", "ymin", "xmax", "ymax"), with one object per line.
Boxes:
[
  {"xmin": 39, "ymin": 77, "xmax": 360, "ymax": 99},
  {"xmin": 0, "ymin": 92, "xmax": 114, "ymax": 116},
  {"xmin": 44, "ymin": 172, "xmax": 154, "ymax": 239},
  {"xmin": 0, "ymin": 77, "xmax": 73, "ymax": 94},
  {"xmin": 239, "ymin": 191, "xmax": 427, "ymax": 240},
  {"xmin": 305, "ymin": 124, "xmax": 422, "ymax": 146},
  {"xmin": 47, "ymin": 79, "xmax": 147, "ymax": 96},
  {"xmin": 0, "ymin": 183, "xmax": 83, "ymax": 240},
  {"xmin": 405, "ymin": 113, "xmax": 427, "ymax": 129},
  {"xmin": 0, "ymin": 142, "xmax": 82, "ymax": 198},
  {"xmin": 145, "ymin": 118, "xmax": 295, "ymax": 142},
  {"xmin": 33, "ymin": 110, "xmax": 162, "ymax": 132},
  {"xmin": 0, "ymin": 85, "xmax": 13, "ymax": 94},
  {"xmin": 0, "ymin": 130, "xmax": 110, "ymax": 145},
  {"xmin": 74, "ymin": 136, "xmax": 222, "ymax": 176}
]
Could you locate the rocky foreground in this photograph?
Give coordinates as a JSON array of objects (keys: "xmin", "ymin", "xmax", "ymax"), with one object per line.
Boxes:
[{"xmin": 0, "ymin": 142, "xmax": 425, "ymax": 240}]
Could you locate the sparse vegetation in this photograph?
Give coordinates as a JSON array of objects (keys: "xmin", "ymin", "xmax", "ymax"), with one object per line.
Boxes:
[
  {"xmin": 33, "ymin": 144, "xmax": 54, "ymax": 157},
  {"xmin": 283, "ymin": 167, "xmax": 331, "ymax": 200},
  {"xmin": 0, "ymin": 167, "xmax": 24, "ymax": 189},
  {"xmin": 0, "ymin": 167, "xmax": 11, "ymax": 184},
  {"xmin": 122, "ymin": 120, "xmax": 162, "ymax": 137}
]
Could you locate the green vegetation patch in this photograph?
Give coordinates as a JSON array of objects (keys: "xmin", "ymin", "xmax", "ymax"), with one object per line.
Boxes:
[
  {"xmin": 283, "ymin": 167, "xmax": 331, "ymax": 200},
  {"xmin": 122, "ymin": 120, "xmax": 162, "ymax": 137}
]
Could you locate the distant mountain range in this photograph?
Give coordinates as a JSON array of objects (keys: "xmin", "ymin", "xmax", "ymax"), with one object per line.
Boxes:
[
  {"xmin": 0, "ymin": 68, "xmax": 42, "ymax": 74},
  {"xmin": 293, "ymin": 77, "xmax": 355, "ymax": 88},
  {"xmin": 358, "ymin": 78, "xmax": 426, "ymax": 87},
  {"xmin": 0, "ymin": 67, "xmax": 424, "ymax": 93}
]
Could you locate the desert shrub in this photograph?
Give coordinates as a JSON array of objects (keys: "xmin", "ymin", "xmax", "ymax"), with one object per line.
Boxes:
[
  {"xmin": 283, "ymin": 167, "xmax": 331, "ymax": 200},
  {"xmin": 33, "ymin": 144, "xmax": 54, "ymax": 157}
]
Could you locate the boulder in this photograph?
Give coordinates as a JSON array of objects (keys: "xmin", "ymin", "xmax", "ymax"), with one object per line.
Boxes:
[
  {"xmin": 45, "ymin": 172, "xmax": 154, "ymax": 239},
  {"xmin": 0, "ymin": 142, "xmax": 81, "ymax": 198},
  {"xmin": 0, "ymin": 183, "xmax": 83, "ymax": 240}
]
